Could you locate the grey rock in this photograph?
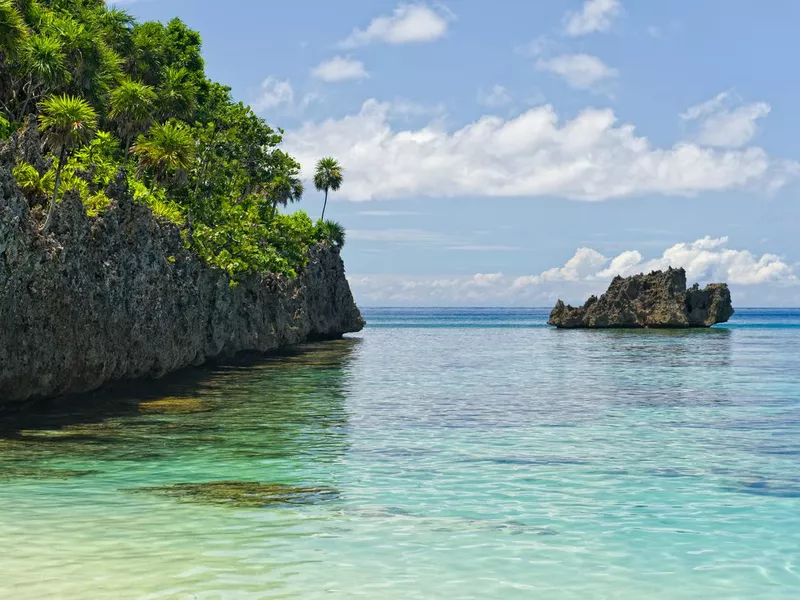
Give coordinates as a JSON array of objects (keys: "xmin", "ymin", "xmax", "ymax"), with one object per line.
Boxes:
[
  {"xmin": 0, "ymin": 159, "xmax": 364, "ymax": 404},
  {"xmin": 547, "ymin": 267, "xmax": 733, "ymax": 329}
]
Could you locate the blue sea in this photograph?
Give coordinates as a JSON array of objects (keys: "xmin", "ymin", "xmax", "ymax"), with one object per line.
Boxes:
[{"xmin": 1, "ymin": 307, "xmax": 800, "ymax": 599}]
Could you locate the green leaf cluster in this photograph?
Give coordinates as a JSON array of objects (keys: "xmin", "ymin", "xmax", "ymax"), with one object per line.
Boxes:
[{"xmin": 2, "ymin": 0, "xmax": 346, "ymax": 280}]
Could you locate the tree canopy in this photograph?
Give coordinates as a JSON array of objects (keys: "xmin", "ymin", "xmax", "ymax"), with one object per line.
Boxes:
[{"xmin": 1, "ymin": 0, "xmax": 344, "ymax": 279}]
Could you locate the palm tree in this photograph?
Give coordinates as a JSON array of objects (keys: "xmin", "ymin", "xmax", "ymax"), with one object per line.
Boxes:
[
  {"xmin": 95, "ymin": 7, "xmax": 135, "ymax": 57},
  {"xmin": 157, "ymin": 66, "xmax": 197, "ymax": 122},
  {"xmin": 109, "ymin": 77, "xmax": 157, "ymax": 157},
  {"xmin": 0, "ymin": 0, "xmax": 27, "ymax": 58},
  {"xmin": 131, "ymin": 120, "xmax": 195, "ymax": 188},
  {"xmin": 18, "ymin": 33, "xmax": 68, "ymax": 118},
  {"xmin": 315, "ymin": 219, "xmax": 346, "ymax": 248},
  {"xmin": 269, "ymin": 174, "xmax": 304, "ymax": 209},
  {"xmin": 258, "ymin": 174, "xmax": 303, "ymax": 222},
  {"xmin": 313, "ymin": 157, "xmax": 343, "ymax": 222},
  {"xmin": 38, "ymin": 94, "xmax": 98, "ymax": 232}
]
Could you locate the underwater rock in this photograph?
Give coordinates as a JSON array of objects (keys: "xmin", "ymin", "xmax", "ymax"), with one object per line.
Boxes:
[
  {"xmin": 0, "ymin": 465, "xmax": 99, "ymax": 481},
  {"xmin": 138, "ymin": 397, "xmax": 207, "ymax": 414},
  {"xmin": 130, "ymin": 481, "xmax": 340, "ymax": 508},
  {"xmin": 548, "ymin": 267, "xmax": 734, "ymax": 329}
]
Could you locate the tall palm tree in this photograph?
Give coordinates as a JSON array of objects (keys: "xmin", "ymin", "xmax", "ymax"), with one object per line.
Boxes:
[
  {"xmin": 131, "ymin": 120, "xmax": 195, "ymax": 188},
  {"xmin": 313, "ymin": 157, "xmax": 343, "ymax": 222},
  {"xmin": 109, "ymin": 77, "xmax": 156, "ymax": 157},
  {"xmin": 38, "ymin": 94, "xmax": 98, "ymax": 232}
]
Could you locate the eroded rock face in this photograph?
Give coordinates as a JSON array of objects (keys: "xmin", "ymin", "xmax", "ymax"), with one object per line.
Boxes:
[
  {"xmin": 547, "ymin": 267, "xmax": 733, "ymax": 329},
  {"xmin": 0, "ymin": 160, "xmax": 364, "ymax": 404}
]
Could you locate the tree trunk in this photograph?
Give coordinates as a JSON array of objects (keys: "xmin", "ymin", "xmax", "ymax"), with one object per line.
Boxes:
[
  {"xmin": 41, "ymin": 145, "xmax": 67, "ymax": 233},
  {"xmin": 123, "ymin": 136, "xmax": 132, "ymax": 165},
  {"xmin": 320, "ymin": 188, "xmax": 329, "ymax": 222}
]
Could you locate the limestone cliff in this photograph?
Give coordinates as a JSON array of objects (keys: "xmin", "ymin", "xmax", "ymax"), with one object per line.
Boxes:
[
  {"xmin": 548, "ymin": 267, "xmax": 733, "ymax": 329},
  {"xmin": 0, "ymin": 158, "xmax": 364, "ymax": 404}
]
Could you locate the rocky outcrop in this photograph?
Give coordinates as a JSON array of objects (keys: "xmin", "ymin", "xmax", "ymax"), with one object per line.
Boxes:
[
  {"xmin": 0, "ymin": 154, "xmax": 364, "ymax": 404},
  {"xmin": 548, "ymin": 268, "xmax": 733, "ymax": 329}
]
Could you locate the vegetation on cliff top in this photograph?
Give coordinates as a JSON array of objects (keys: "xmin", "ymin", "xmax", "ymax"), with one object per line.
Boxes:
[{"xmin": 0, "ymin": 0, "xmax": 345, "ymax": 279}]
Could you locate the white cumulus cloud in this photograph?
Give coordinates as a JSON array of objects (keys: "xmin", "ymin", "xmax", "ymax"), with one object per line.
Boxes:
[
  {"xmin": 564, "ymin": 0, "xmax": 622, "ymax": 36},
  {"xmin": 284, "ymin": 99, "xmax": 792, "ymax": 202},
  {"xmin": 348, "ymin": 238, "xmax": 798, "ymax": 306},
  {"xmin": 535, "ymin": 53, "xmax": 617, "ymax": 89},
  {"xmin": 312, "ymin": 56, "xmax": 369, "ymax": 82},
  {"xmin": 681, "ymin": 91, "xmax": 770, "ymax": 148},
  {"xmin": 513, "ymin": 236, "xmax": 797, "ymax": 288},
  {"xmin": 339, "ymin": 3, "xmax": 451, "ymax": 48}
]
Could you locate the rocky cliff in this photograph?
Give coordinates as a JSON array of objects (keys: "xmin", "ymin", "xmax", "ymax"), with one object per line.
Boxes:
[
  {"xmin": 0, "ymin": 155, "xmax": 364, "ymax": 404},
  {"xmin": 548, "ymin": 267, "xmax": 733, "ymax": 329}
]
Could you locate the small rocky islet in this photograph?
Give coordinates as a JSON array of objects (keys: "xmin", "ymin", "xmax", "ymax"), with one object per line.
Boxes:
[{"xmin": 548, "ymin": 267, "xmax": 734, "ymax": 329}]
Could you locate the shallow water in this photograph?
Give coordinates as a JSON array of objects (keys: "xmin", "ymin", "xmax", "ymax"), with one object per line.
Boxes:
[{"xmin": 1, "ymin": 308, "xmax": 800, "ymax": 599}]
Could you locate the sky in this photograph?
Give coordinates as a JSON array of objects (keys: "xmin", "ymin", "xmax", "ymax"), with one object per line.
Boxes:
[{"xmin": 115, "ymin": 0, "xmax": 800, "ymax": 306}]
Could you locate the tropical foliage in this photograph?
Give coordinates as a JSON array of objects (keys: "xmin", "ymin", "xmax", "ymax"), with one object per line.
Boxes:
[{"xmin": 1, "ymin": 0, "xmax": 345, "ymax": 279}]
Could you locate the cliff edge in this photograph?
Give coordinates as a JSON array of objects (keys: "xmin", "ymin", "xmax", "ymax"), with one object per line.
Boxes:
[
  {"xmin": 548, "ymin": 267, "xmax": 733, "ymax": 329},
  {"xmin": 0, "ymin": 161, "xmax": 364, "ymax": 404}
]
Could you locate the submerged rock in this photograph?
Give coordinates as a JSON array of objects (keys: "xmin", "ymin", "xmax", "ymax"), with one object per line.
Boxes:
[
  {"xmin": 131, "ymin": 481, "xmax": 339, "ymax": 507},
  {"xmin": 548, "ymin": 267, "xmax": 734, "ymax": 329},
  {"xmin": 138, "ymin": 397, "xmax": 207, "ymax": 414},
  {"xmin": 0, "ymin": 141, "xmax": 364, "ymax": 404}
]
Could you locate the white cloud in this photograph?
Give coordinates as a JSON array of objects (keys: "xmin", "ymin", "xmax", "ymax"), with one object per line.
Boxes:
[
  {"xmin": 472, "ymin": 272, "xmax": 504, "ymax": 286},
  {"xmin": 312, "ymin": 56, "xmax": 368, "ymax": 83},
  {"xmin": 348, "ymin": 237, "xmax": 799, "ymax": 306},
  {"xmin": 477, "ymin": 85, "xmax": 512, "ymax": 108},
  {"xmin": 250, "ymin": 78, "xmax": 318, "ymax": 115},
  {"xmin": 513, "ymin": 236, "xmax": 797, "ymax": 288},
  {"xmin": 513, "ymin": 248, "xmax": 607, "ymax": 287},
  {"xmin": 535, "ymin": 53, "xmax": 617, "ymax": 89},
  {"xmin": 284, "ymin": 99, "xmax": 793, "ymax": 202},
  {"xmin": 251, "ymin": 77, "xmax": 294, "ymax": 112},
  {"xmin": 339, "ymin": 3, "xmax": 451, "ymax": 48},
  {"xmin": 599, "ymin": 236, "xmax": 796, "ymax": 285},
  {"xmin": 681, "ymin": 91, "xmax": 770, "ymax": 148},
  {"xmin": 564, "ymin": 0, "xmax": 621, "ymax": 36}
]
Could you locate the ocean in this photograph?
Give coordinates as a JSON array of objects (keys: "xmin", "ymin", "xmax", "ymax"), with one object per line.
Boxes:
[{"xmin": 1, "ymin": 307, "xmax": 799, "ymax": 599}]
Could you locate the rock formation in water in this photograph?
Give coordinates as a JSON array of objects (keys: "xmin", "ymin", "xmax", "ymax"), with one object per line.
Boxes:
[
  {"xmin": 547, "ymin": 267, "xmax": 733, "ymax": 329},
  {"xmin": 0, "ymin": 146, "xmax": 364, "ymax": 404}
]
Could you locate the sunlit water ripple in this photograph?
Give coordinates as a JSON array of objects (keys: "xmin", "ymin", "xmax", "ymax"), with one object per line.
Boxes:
[{"xmin": 1, "ymin": 307, "xmax": 799, "ymax": 598}]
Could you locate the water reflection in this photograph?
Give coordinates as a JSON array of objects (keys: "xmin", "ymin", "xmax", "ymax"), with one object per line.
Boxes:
[
  {"xmin": 548, "ymin": 327, "xmax": 733, "ymax": 409},
  {"xmin": 0, "ymin": 339, "xmax": 361, "ymax": 483}
]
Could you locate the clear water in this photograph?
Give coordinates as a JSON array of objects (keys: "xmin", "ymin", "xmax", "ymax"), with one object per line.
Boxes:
[{"xmin": 2, "ymin": 308, "xmax": 800, "ymax": 599}]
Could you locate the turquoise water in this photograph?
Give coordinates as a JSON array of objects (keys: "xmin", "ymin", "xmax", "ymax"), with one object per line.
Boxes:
[{"xmin": 2, "ymin": 308, "xmax": 800, "ymax": 598}]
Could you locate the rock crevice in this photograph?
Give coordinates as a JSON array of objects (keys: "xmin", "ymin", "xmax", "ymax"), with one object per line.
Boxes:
[
  {"xmin": 0, "ymin": 162, "xmax": 364, "ymax": 404},
  {"xmin": 548, "ymin": 268, "xmax": 733, "ymax": 329}
]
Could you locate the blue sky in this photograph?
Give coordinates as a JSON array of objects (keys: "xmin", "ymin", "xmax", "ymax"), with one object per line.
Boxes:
[{"xmin": 117, "ymin": 0, "xmax": 800, "ymax": 306}]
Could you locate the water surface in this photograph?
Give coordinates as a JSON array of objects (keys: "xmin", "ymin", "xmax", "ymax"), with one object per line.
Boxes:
[{"xmin": 1, "ymin": 308, "xmax": 799, "ymax": 599}]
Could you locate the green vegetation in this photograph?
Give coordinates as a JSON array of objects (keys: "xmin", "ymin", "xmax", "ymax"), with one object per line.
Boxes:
[{"xmin": 0, "ymin": 0, "xmax": 345, "ymax": 279}]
